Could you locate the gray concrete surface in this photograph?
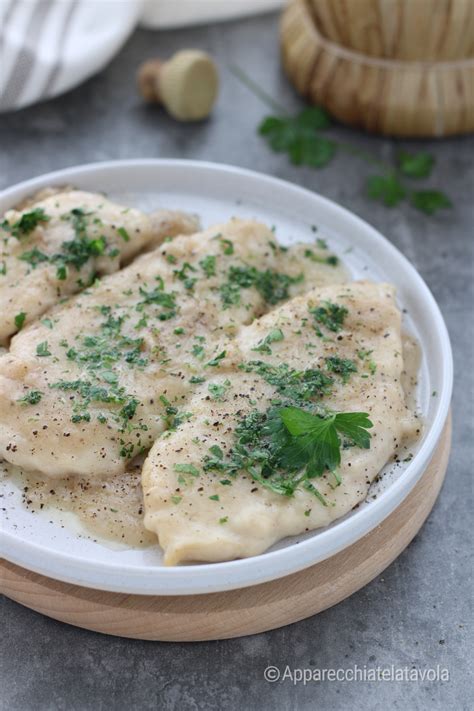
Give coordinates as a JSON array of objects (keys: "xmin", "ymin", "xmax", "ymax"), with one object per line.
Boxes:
[{"xmin": 1, "ymin": 13, "xmax": 472, "ymax": 711}]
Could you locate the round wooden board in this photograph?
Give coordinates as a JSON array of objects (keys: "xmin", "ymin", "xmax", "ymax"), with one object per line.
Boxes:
[{"xmin": 1, "ymin": 415, "xmax": 451, "ymax": 641}]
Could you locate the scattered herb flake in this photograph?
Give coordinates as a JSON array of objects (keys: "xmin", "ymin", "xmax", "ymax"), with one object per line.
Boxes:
[
  {"xmin": 117, "ymin": 226, "xmax": 130, "ymax": 242},
  {"xmin": 18, "ymin": 390, "xmax": 42, "ymax": 405},
  {"xmin": 251, "ymin": 327, "xmax": 284, "ymax": 355},
  {"xmin": 206, "ymin": 350, "xmax": 226, "ymax": 367},
  {"xmin": 3, "ymin": 208, "xmax": 50, "ymax": 238},
  {"xmin": 14, "ymin": 311, "xmax": 26, "ymax": 329},
  {"xmin": 310, "ymin": 301, "xmax": 348, "ymax": 333},
  {"xmin": 36, "ymin": 341, "xmax": 51, "ymax": 357},
  {"xmin": 199, "ymin": 254, "xmax": 217, "ymax": 277}
]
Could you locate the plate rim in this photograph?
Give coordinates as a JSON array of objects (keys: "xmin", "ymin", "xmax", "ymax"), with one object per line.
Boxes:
[{"xmin": 0, "ymin": 159, "xmax": 453, "ymax": 595}]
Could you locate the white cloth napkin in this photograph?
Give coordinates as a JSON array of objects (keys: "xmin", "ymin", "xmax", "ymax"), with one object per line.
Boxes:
[{"xmin": 0, "ymin": 0, "xmax": 143, "ymax": 112}]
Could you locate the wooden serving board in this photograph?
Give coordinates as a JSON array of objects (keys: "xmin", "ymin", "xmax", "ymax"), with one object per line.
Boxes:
[{"xmin": 1, "ymin": 415, "xmax": 451, "ymax": 641}]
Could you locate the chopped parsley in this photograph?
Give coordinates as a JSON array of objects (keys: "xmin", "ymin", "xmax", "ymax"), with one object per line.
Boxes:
[
  {"xmin": 304, "ymin": 249, "xmax": 338, "ymax": 267},
  {"xmin": 239, "ymin": 361, "xmax": 333, "ymax": 403},
  {"xmin": 18, "ymin": 390, "xmax": 43, "ymax": 405},
  {"xmin": 203, "ymin": 405, "xmax": 372, "ymax": 499},
  {"xmin": 56, "ymin": 265, "xmax": 67, "ymax": 280},
  {"xmin": 137, "ymin": 283, "xmax": 177, "ymax": 320},
  {"xmin": 220, "ymin": 265, "xmax": 303, "ymax": 308},
  {"xmin": 199, "ymin": 254, "xmax": 217, "ymax": 277},
  {"xmin": 36, "ymin": 341, "xmax": 51, "ymax": 357},
  {"xmin": 189, "ymin": 375, "xmax": 206, "ymax": 384},
  {"xmin": 14, "ymin": 311, "xmax": 26, "ymax": 329},
  {"xmin": 2, "ymin": 208, "xmax": 50, "ymax": 238},
  {"xmin": 208, "ymin": 379, "xmax": 231, "ymax": 400},
  {"xmin": 47, "ymin": 311, "xmax": 151, "ymax": 446},
  {"xmin": 173, "ymin": 261, "xmax": 197, "ymax": 290},
  {"xmin": 192, "ymin": 344, "xmax": 205, "ymax": 360},
  {"xmin": 174, "ymin": 463, "xmax": 200, "ymax": 477},
  {"xmin": 358, "ymin": 348, "xmax": 377, "ymax": 375},
  {"xmin": 325, "ymin": 356, "xmax": 357, "ymax": 383},
  {"xmin": 251, "ymin": 327, "xmax": 284, "ymax": 355},
  {"xmin": 16, "ymin": 208, "xmax": 121, "ymax": 278},
  {"xmin": 310, "ymin": 300, "xmax": 348, "ymax": 333},
  {"xmin": 219, "ymin": 238, "xmax": 234, "ymax": 255},
  {"xmin": 117, "ymin": 226, "xmax": 130, "ymax": 242},
  {"xmin": 19, "ymin": 247, "xmax": 49, "ymax": 268},
  {"xmin": 206, "ymin": 350, "xmax": 226, "ymax": 367}
]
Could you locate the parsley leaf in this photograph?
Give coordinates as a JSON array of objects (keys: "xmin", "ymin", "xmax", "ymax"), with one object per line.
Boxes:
[
  {"xmin": 259, "ymin": 108, "xmax": 336, "ymax": 168},
  {"xmin": 278, "ymin": 407, "xmax": 373, "ymax": 477},
  {"xmin": 366, "ymin": 175, "xmax": 406, "ymax": 206},
  {"xmin": 410, "ymin": 190, "xmax": 452, "ymax": 215},
  {"xmin": 398, "ymin": 151, "xmax": 434, "ymax": 178}
]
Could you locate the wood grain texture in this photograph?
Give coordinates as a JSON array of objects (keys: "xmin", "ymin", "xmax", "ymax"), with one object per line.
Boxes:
[
  {"xmin": 0, "ymin": 414, "xmax": 451, "ymax": 641},
  {"xmin": 281, "ymin": 0, "xmax": 474, "ymax": 136},
  {"xmin": 308, "ymin": 0, "xmax": 474, "ymax": 61}
]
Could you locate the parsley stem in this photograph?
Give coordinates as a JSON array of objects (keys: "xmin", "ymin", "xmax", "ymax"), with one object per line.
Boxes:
[
  {"xmin": 232, "ymin": 65, "xmax": 390, "ymax": 171},
  {"xmin": 336, "ymin": 142, "xmax": 391, "ymax": 174},
  {"xmin": 229, "ymin": 65, "xmax": 288, "ymax": 115}
]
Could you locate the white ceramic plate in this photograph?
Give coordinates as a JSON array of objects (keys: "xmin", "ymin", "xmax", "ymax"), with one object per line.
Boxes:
[{"xmin": 0, "ymin": 160, "xmax": 452, "ymax": 595}]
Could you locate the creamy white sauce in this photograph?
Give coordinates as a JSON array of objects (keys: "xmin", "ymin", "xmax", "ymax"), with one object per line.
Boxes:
[{"xmin": 3, "ymin": 459, "xmax": 155, "ymax": 547}]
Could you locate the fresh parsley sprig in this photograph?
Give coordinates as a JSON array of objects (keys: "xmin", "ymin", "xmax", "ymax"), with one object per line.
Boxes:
[
  {"xmin": 278, "ymin": 406, "xmax": 372, "ymax": 479},
  {"xmin": 203, "ymin": 403, "xmax": 373, "ymax": 501},
  {"xmin": 231, "ymin": 66, "xmax": 452, "ymax": 216}
]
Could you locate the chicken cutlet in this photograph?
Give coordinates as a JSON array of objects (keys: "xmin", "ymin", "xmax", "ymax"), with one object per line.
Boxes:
[
  {"xmin": 141, "ymin": 281, "xmax": 419, "ymax": 564},
  {"xmin": 0, "ymin": 189, "xmax": 198, "ymax": 343}
]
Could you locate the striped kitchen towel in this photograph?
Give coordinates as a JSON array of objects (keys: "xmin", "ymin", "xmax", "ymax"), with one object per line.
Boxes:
[{"xmin": 0, "ymin": 0, "xmax": 143, "ymax": 112}]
